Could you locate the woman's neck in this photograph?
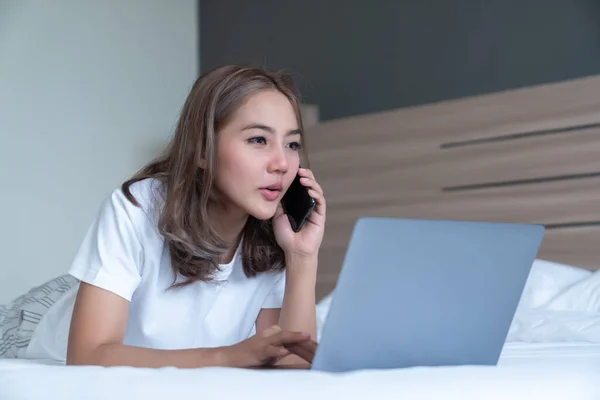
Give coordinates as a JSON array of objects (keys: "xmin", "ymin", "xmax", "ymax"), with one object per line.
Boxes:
[{"xmin": 211, "ymin": 203, "xmax": 248, "ymax": 264}]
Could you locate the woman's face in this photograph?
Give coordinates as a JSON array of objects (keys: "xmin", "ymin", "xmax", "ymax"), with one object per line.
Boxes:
[{"xmin": 213, "ymin": 89, "xmax": 302, "ymax": 221}]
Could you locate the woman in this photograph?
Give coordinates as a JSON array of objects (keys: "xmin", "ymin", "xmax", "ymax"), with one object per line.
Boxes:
[{"xmin": 23, "ymin": 65, "xmax": 324, "ymax": 368}]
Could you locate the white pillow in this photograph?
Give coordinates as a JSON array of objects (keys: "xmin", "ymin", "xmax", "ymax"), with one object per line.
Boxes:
[
  {"xmin": 23, "ymin": 281, "xmax": 79, "ymax": 362},
  {"xmin": 507, "ymin": 308, "xmax": 600, "ymax": 343},
  {"xmin": 543, "ymin": 269, "xmax": 600, "ymax": 313},
  {"xmin": 508, "ymin": 266, "xmax": 600, "ymax": 343},
  {"xmin": 517, "ymin": 259, "xmax": 592, "ymax": 310}
]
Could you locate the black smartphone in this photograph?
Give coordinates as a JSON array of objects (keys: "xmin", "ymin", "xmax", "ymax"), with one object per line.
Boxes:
[{"xmin": 281, "ymin": 173, "xmax": 316, "ymax": 232}]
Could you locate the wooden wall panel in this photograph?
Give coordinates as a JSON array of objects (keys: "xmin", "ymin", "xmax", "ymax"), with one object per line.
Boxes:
[{"xmin": 306, "ymin": 75, "xmax": 600, "ymax": 300}]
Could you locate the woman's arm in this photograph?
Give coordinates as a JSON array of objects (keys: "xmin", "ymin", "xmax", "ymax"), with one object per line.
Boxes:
[
  {"xmin": 256, "ymin": 253, "xmax": 318, "ymax": 366},
  {"xmin": 67, "ymin": 282, "xmax": 226, "ymax": 368},
  {"xmin": 278, "ymin": 253, "xmax": 317, "ymax": 340},
  {"xmin": 259, "ymin": 167, "xmax": 326, "ymax": 366},
  {"xmin": 68, "ymin": 282, "xmax": 310, "ymax": 369}
]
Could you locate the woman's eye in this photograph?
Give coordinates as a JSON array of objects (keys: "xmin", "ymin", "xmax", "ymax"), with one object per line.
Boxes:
[
  {"xmin": 288, "ymin": 141, "xmax": 303, "ymax": 151},
  {"xmin": 248, "ymin": 136, "xmax": 266, "ymax": 145}
]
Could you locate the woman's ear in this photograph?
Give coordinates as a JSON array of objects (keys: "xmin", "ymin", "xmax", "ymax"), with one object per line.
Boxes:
[{"xmin": 197, "ymin": 150, "xmax": 207, "ymax": 169}]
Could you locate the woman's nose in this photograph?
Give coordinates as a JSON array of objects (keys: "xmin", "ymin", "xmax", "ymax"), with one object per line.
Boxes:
[{"xmin": 267, "ymin": 147, "xmax": 289, "ymax": 173}]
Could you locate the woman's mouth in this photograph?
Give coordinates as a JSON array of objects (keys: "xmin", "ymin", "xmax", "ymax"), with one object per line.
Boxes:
[{"xmin": 260, "ymin": 184, "xmax": 282, "ymax": 201}]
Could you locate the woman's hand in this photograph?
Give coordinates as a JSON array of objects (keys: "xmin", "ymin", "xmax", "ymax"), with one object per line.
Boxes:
[
  {"xmin": 283, "ymin": 339, "xmax": 318, "ymax": 364},
  {"xmin": 224, "ymin": 325, "xmax": 311, "ymax": 368},
  {"xmin": 273, "ymin": 168, "xmax": 326, "ymax": 260}
]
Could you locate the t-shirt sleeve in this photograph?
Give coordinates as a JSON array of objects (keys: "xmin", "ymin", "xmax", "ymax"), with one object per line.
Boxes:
[
  {"xmin": 262, "ymin": 271, "xmax": 286, "ymax": 309},
  {"xmin": 68, "ymin": 188, "xmax": 144, "ymax": 301}
]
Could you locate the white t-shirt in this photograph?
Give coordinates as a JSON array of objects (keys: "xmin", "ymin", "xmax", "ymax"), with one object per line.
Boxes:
[{"xmin": 33, "ymin": 178, "xmax": 286, "ymax": 356}]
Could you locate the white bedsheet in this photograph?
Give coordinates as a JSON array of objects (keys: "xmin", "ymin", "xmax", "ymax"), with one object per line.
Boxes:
[{"xmin": 1, "ymin": 343, "xmax": 599, "ymax": 400}]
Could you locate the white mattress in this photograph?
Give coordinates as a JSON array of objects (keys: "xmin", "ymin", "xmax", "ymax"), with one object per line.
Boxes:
[{"xmin": 1, "ymin": 342, "xmax": 599, "ymax": 400}]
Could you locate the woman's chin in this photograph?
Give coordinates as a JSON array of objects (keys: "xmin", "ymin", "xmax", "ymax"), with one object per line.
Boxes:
[{"xmin": 248, "ymin": 205, "xmax": 279, "ymax": 221}]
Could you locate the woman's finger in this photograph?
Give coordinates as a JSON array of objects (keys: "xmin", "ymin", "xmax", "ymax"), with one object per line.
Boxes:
[
  {"xmin": 271, "ymin": 330, "xmax": 311, "ymax": 346},
  {"xmin": 298, "ymin": 168, "xmax": 318, "ymax": 187},
  {"xmin": 306, "ymin": 189, "xmax": 326, "ymax": 218},
  {"xmin": 298, "ymin": 167, "xmax": 314, "ymax": 180},
  {"xmin": 299, "ymin": 177, "xmax": 325, "ymax": 211},
  {"xmin": 300, "ymin": 177, "xmax": 323, "ymax": 197},
  {"xmin": 266, "ymin": 345, "xmax": 290, "ymax": 359},
  {"xmin": 297, "ymin": 168, "xmax": 326, "ymax": 219},
  {"xmin": 283, "ymin": 340, "xmax": 318, "ymax": 363},
  {"xmin": 260, "ymin": 324, "xmax": 282, "ymax": 337}
]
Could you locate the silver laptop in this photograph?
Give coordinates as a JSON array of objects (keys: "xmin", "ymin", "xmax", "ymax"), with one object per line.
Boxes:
[{"xmin": 311, "ymin": 217, "xmax": 545, "ymax": 372}]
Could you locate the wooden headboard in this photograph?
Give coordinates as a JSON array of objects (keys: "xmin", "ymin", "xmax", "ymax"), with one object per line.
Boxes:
[{"xmin": 305, "ymin": 75, "xmax": 600, "ymax": 300}]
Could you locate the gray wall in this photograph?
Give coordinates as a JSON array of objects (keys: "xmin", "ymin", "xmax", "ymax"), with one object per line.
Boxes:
[
  {"xmin": 0, "ymin": 0, "xmax": 198, "ymax": 303},
  {"xmin": 200, "ymin": 0, "xmax": 600, "ymax": 121}
]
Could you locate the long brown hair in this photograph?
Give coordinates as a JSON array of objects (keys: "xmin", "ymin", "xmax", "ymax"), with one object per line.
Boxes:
[{"xmin": 122, "ymin": 65, "xmax": 306, "ymax": 287}]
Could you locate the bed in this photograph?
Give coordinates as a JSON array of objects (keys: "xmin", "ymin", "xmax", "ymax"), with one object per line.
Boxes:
[{"xmin": 2, "ymin": 75, "xmax": 600, "ymax": 399}]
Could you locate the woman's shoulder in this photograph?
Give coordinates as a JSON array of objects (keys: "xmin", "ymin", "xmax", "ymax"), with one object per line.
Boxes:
[
  {"xmin": 119, "ymin": 177, "xmax": 166, "ymax": 209},
  {"xmin": 94, "ymin": 177, "xmax": 166, "ymax": 238},
  {"xmin": 106, "ymin": 177, "xmax": 163, "ymax": 216}
]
